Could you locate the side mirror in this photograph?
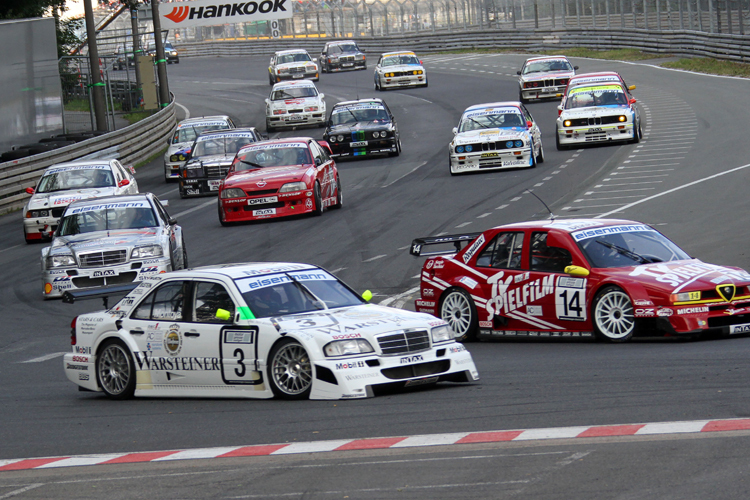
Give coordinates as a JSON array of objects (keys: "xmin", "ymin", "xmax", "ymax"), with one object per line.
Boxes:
[
  {"xmin": 574, "ymin": 65, "xmax": 579, "ymax": 70},
  {"xmin": 555, "ymin": 93, "xmax": 562, "ymax": 97},
  {"xmin": 166, "ymin": 138, "xmax": 171, "ymax": 145},
  {"xmin": 319, "ymin": 93, "xmax": 325, "ymax": 99},
  {"xmin": 516, "ymin": 70, "xmax": 521, "ymax": 75},
  {"xmin": 265, "ymin": 98, "xmax": 270, "ymax": 104},
  {"xmin": 629, "ymin": 98, "xmax": 637, "ymax": 104},
  {"xmin": 315, "ymin": 157, "xmax": 322, "ymax": 166},
  {"xmin": 564, "ymin": 265, "xmax": 590, "ymax": 277},
  {"xmin": 629, "ymin": 85, "xmax": 636, "ymax": 90},
  {"xmin": 526, "ymin": 120, "xmax": 533, "ymax": 128},
  {"xmin": 452, "ymin": 127, "xmax": 458, "ymax": 134},
  {"xmin": 25, "ymin": 187, "xmax": 35, "ymax": 195},
  {"xmin": 168, "ymin": 217, "xmax": 177, "ymax": 225},
  {"xmin": 118, "ymin": 179, "xmax": 130, "ymax": 188},
  {"xmin": 361, "ymin": 290, "xmax": 373, "ymax": 302},
  {"xmin": 215, "ymin": 308, "xmax": 232, "ymax": 321}
]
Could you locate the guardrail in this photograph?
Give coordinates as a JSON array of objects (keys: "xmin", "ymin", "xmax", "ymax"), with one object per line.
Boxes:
[
  {"xmin": 175, "ymin": 27, "xmax": 750, "ymax": 63},
  {"xmin": 0, "ymin": 100, "xmax": 176, "ymax": 217}
]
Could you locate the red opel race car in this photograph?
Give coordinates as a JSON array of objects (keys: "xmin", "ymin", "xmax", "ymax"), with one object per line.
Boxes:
[
  {"xmin": 410, "ymin": 219, "xmax": 750, "ymax": 343},
  {"xmin": 217, "ymin": 137, "xmax": 342, "ymax": 225}
]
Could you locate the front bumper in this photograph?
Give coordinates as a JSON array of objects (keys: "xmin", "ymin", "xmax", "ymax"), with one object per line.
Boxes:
[
  {"xmin": 42, "ymin": 257, "xmax": 171, "ymax": 298},
  {"xmin": 520, "ymin": 85, "xmax": 566, "ymax": 100},
  {"xmin": 220, "ymin": 189, "xmax": 316, "ymax": 222},
  {"xmin": 276, "ymin": 71, "xmax": 319, "ymax": 82},
  {"xmin": 557, "ymin": 123, "xmax": 634, "ymax": 146},
  {"xmin": 23, "ymin": 216, "xmax": 61, "ymax": 241},
  {"xmin": 329, "ymin": 138, "xmax": 398, "ymax": 158},
  {"xmin": 180, "ymin": 178, "xmax": 223, "ymax": 197},
  {"xmin": 307, "ymin": 342, "xmax": 480, "ymax": 400},
  {"xmin": 267, "ymin": 112, "xmax": 325, "ymax": 129},
  {"xmin": 450, "ymin": 149, "xmax": 532, "ymax": 173},
  {"xmin": 328, "ymin": 60, "xmax": 366, "ymax": 71},
  {"xmin": 380, "ymin": 74, "xmax": 426, "ymax": 88},
  {"xmin": 165, "ymin": 161, "xmax": 186, "ymax": 180}
]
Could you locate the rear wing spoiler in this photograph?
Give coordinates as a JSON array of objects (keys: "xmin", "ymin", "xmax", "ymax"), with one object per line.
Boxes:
[
  {"xmin": 62, "ymin": 283, "xmax": 139, "ymax": 308},
  {"xmin": 409, "ymin": 232, "xmax": 483, "ymax": 257}
]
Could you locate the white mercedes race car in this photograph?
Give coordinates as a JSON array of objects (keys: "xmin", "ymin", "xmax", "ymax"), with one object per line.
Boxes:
[
  {"xmin": 268, "ymin": 49, "xmax": 319, "ymax": 85},
  {"xmin": 265, "ymin": 80, "xmax": 326, "ymax": 132},
  {"xmin": 373, "ymin": 51, "xmax": 427, "ymax": 90},
  {"xmin": 449, "ymin": 102, "xmax": 544, "ymax": 175},
  {"xmin": 163, "ymin": 115, "xmax": 235, "ymax": 181},
  {"xmin": 22, "ymin": 160, "xmax": 138, "ymax": 244},
  {"xmin": 517, "ymin": 55, "xmax": 577, "ymax": 103},
  {"xmin": 41, "ymin": 193, "xmax": 187, "ymax": 299},
  {"xmin": 556, "ymin": 83, "xmax": 642, "ymax": 150},
  {"xmin": 62, "ymin": 262, "xmax": 480, "ymax": 400}
]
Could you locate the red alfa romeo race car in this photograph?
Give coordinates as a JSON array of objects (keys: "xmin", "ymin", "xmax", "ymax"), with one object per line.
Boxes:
[
  {"xmin": 217, "ymin": 137, "xmax": 342, "ymax": 225},
  {"xmin": 410, "ymin": 219, "xmax": 750, "ymax": 342}
]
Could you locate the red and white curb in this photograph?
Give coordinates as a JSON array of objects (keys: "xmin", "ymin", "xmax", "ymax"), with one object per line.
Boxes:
[{"xmin": 3, "ymin": 417, "xmax": 750, "ymax": 471}]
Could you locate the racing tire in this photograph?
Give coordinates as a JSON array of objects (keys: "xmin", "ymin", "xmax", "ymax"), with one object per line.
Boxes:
[
  {"xmin": 449, "ymin": 154, "xmax": 458, "ymax": 176},
  {"xmin": 537, "ymin": 143, "xmax": 545, "ymax": 164},
  {"xmin": 181, "ymin": 238, "xmax": 189, "ymax": 269},
  {"xmin": 440, "ymin": 288, "xmax": 479, "ymax": 343},
  {"xmin": 331, "ymin": 176, "xmax": 343, "ymax": 209},
  {"xmin": 218, "ymin": 202, "xmax": 233, "ymax": 227},
  {"xmin": 266, "ymin": 120, "xmax": 275, "ymax": 133},
  {"xmin": 631, "ymin": 120, "xmax": 642, "ymax": 144},
  {"xmin": 312, "ymin": 181, "xmax": 323, "ymax": 216},
  {"xmin": 555, "ymin": 132, "xmax": 567, "ymax": 151},
  {"xmin": 519, "ymin": 93, "xmax": 528, "ymax": 105},
  {"xmin": 422, "ymin": 79, "xmax": 428, "ymax": 88},
  {"xmin": 268, "ymin": 338, "xmax": 313, "ymax": 400},
  {"xmin": 96, "ymin": 339, "xmax": 136, "ymax": 400},
  {"xmin": 530, "ymin": 141, "xmax": 538, "ymax": 168},
  {"xmin": 269, "ymin": 74, "xmax": 275, "ymax": 86},
  {"xmin": 388, "ymin": 138, "xmax": 402, "ymax": 157},
  {"xmin": 178, "ymin": 184, "xmax": 187, "ymax": 199},
  {"xmin": 374, "ymin": 76, "xmax": 381, "ymax": 91},
  {"xmin": 592, "ymin": 286, "xmax": 636, "ymax": 343}
]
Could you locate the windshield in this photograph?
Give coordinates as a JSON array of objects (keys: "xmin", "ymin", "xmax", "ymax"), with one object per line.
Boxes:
[
  {"xmin": 278, "ymin": 53, "xmax": 311, "ymax": 64},
  {"xmin": 523, "ymin": 59, "xmax": 573, "ymax": 74},
  {"xmin": 271, "ymin": 86, "xmax": 318, "ymax": 100},
  {"xmin": 382, "ymin": 54, "xmax": 419, "ymax": 66},
  {"xmin": 193, "ymin": 135, "xmax": 256, "ymax": 157},
  {"xmin": 58, "ymin": 204, "xmax": 157, "ymax": 235},
  {"xmin": 37, "ymin": 167, "xmax": 114, "ymax": 193},
  {"xmin": 565, "ymin": 87, "xmax": 628, "ymax": 108},
  {"xmin": 574, "ymin": 226, "xmax": 690, "ymax": 268},
  {"xmin": 234, "ymin": 144, "xmax": 311, "ymax": 170},
  {"xmin": 458, "ymin": 110, "xmax": 526, "ymax": 132},
  {"xmin": 330, "ymin": 105, "xmax": 389, "ymax": 125},
  {"xmin": 173, "ymin": 124, "xmax": 229, "ymax": 144},
  {"xmin": 330, "ymin": 43, "xmax": 358, "ymax": 54},
  {"xmin": 235, "ymin": 270, "xmax": 363, "ymax": 319}
]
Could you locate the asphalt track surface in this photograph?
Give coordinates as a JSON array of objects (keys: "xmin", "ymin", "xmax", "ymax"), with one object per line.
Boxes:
[{"xmin": 2, "ymin": 53, "xmax": 750, "ymax": 498}]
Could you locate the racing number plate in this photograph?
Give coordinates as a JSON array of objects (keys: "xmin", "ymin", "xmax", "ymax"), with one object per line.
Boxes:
[
  {"xmin": 288, "ymin": 114, "xmax": 303, "ymax": 121},
  {"xmin": 481, "ymin": 152, "xmax": 499, "ymax": 158},
  {"xmin": 350, "ymin": 141, "xmax": 368, "ymax": 148},
  {"xmin": 292, "ymin": 73, "xmax": 304, "ymax": 79},
  {"xmin": 342, "ymin": 63, "xmax": 353, "ymax": 67},
  {"xmin": 207, "ymin": 180, "xmax": 221, "ymax": 191},
  {"xmin": 502, "ymin": 159, "xmax": 526, "ymax": 166},
  {"xmin": 253, "ymin": 208, "xmax": 276, "ymax": 216},
  {"xmin": 247, "ymin": 196, "xmax": 279, "ymax": 206}
]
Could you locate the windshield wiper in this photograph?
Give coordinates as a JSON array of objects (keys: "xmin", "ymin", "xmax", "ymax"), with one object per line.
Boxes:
[
  {"xmin": 238, "ymin": 159, "xmax": 264, "ymax": 169},
  {"xmin": 465, "ymin": 117, "xmax": 490, "ymax": 130},
  {"xmin": 285, "ymin": 273, "xmax": 326, "ymax": 311},
  {"xmin": 596, "ymin": 240, "xmax": 658, "ymax": 264}
]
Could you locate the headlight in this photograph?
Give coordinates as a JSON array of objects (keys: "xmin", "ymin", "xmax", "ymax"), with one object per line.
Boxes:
[
  {"xmin": 170, "ymin": 153, "xmax": 187, "ymax": 162},
  {"xmin": 304, "ymin": 106, "xmax": 318, "ymax": 112},
  {"xmin": 456, "ymin": 145, "xmax": 464, "ymax": 153},
  {"xmin": 372, "ymin": 131, "xmax": 384, "ymax": 139},
  {"xmin": 514, "ymin": 140, "xmax": 523, "ymax": 148},
  {"xmin": 273, "ymin": 109, "xmax": 286, "ymax": 115},
  {"xmin": 221, "ymin": 188, "xmax": 245, "ymax": 199},
  {"xmin": 465, "ymin": 145, "xmax": 473, "ymax": 152},
  {"xmin": 27, "ymin": 210, "xmax": 50, "ymax": 218},
  {"xmin": 431, "ymin": 325, "xmax": 454, "ymax": 343},
  {"xmin": 671, "ymin": 291, "xmax": 701, "ymax": 302},
  {"xmin": 279, "ymin": 181, "xmax": 306, "ymax": 193},
  {"xmin": 618, "ymin": 115, "xmax": 627, "ymax": 122},
  {"xmin": 563, "ymin": 120, "xmax": 572, "ymax": 127},
  {"xmin": 47, "ymin": 254, "xmax": 76, "ymax": 268},
  {"xmin": 171, "ymin": 51, "xmax": 177, "ymax": 56},
  {"xmin": 131, "ymin": 245, "xmax": 164, "ymax": 259},
  {"xmin": 324, "ymin": 339, "xmax": 374, "ymax": 357},
  {"xmin": 413, "ymin": 69, "xmax": 423, "ymax": 75},
  {"xmin": 183, "ymin": 166, "xmax": 202, "ymax": 178},
  {"xmin": 506, "ymin": 140, "xmax": 514, "ymax": 148},
  {"xmin": 336, "ymin": 135, "xmax": 344, "ymax": 142},
  {"xmin": 385, "ymin": 72, "xmax": 394, "ymax": 78}
]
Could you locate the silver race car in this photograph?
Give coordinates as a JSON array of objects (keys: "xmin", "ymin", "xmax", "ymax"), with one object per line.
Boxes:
[
  {"xmin": 41, "ymin": 193, "xmax": 187, "ymax": 299},
  {"xmin": 163, "ymin": 115, "xmax": 235, "ymax": 181},
  {"xmin": 265, "ymin": 80, "xmax": 326, "ymax": 132},
  {"xmin": 22, "ymin": 160, "xmax": 138, "ymax": 244},
  {"xmin": 517, "ymin": 55, "xmax": 577, "ymax": 103},
  {"xmin": 62, "ymin": 262, "xmax": 480, "ymax": 400},
  {"xmin": 268, "ymin": 49, "xmax": 319, "ymax": 85}
]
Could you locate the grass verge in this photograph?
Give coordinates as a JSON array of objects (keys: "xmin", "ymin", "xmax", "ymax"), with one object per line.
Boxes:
[
  {"xmin": 661, "ymin": 57, "xmax": 750, "ymax": 77},
  {"xmin": 122, "ymin": 111, "xmax": 154, "ymax": 125},
  {"xmin": 540, "ymin": 48, "xmax": 662, "ymax": 61}
]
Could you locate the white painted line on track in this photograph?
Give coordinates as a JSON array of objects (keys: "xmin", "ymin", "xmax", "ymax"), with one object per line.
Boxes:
[
  {"xmin": 0, "ymin": 484, "xmax": 44, "ymax": 499},
  {"xmin": 382, "ymin": 161, "xmax": 428, "ymax": 188},
  {"xmin": 0, "ymin": 244, "xmax": 20, "ymax": 254},
  {"xmin": 173, "ymin": 199, "xmax": 217, "ymax": 218},
  {"xmin": 379, "ymin": 286, "xmax": 420, "ymax": 307},
  {"xmin": 363, "ymin": 254, "xmax": 387, "ymax": 263},
  {"xmin": 175, "ymin": 102, "xmax": 190, "ymax": 119},
  {"xmin": 20, "ymin": 352, "xmax": 66, "ymax": 363}
]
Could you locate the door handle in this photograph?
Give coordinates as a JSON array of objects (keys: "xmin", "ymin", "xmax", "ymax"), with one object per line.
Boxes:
[
  {"xmin": 185, "ymin": 331, "xmax": 200, "ymax": 337},
  {"xmin": 130, "ymin": 329, "xmax": 144, "ymax": 335}
]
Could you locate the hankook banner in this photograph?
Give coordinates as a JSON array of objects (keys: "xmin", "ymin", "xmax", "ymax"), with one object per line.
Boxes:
[{"xmin": 159, "ymin": 0, "xmax": 292, "ymax": 29}]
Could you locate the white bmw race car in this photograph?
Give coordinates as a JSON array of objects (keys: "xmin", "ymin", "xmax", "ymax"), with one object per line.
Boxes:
[
  {"xmin": 373, "ymin": 51, "xmax": 427, "ymax": 90},
  {"xmin": 163, "ymin": 115, "xmax": 235, "ymax": 181},
  {"xmin": 22, "ymin": 160, "xmax": 138, "ymax": 244},
  {"xmin": 449, "ymin": 102, "xmax": 544, "ymax": 175},
  {"xmin": 268, "ymin": 49, "xmax": 319, "ymax": 85},
  {"xmin": 556, "ymin": 83, "xmax": 642, "ymax": 150},
  {"xmin": 41, "ymin": 193, "xmax": 187, "ymax": 298},
  {"xmin": 517, "ymin": 55, "xmax": 577, "ymax": 103},
  {"xmin": 62, "ymin": 262, "xmax": 480, "ymax": 400},
  {"xmin": 265, "ymin": 80, "xmax": 326, "ymax": 132}
]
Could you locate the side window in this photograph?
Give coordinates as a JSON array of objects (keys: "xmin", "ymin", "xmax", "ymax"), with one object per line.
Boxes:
[
  {"xmin": 475, "ymin": 232, "xmax": 525, "ymax": 269},
  {"xmin": 309, "ymin": 142, "xmax": 324, "ymax": 164},
  {"xmin": 192, "ymin": 282, "xmax": 235, "ymax": 324},
  {"xmin": 132, "ymin": 281, "xmax": 188, "ymax": 321},
  {"xmin": 152, "ymin": 198, "xmax": 170, "ymax": 224},
  {"xmin": 522, "ymin": 105, "xmax": 533, "ymax": 122},
  {"xmin": 530, "ymin": 232, "xmax": 572, "ymax": 273}
]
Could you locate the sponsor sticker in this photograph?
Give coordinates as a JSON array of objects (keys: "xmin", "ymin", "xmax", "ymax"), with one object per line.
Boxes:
[{"xmin": 253, "ymin": 208, "xmax": 276, "ymax": 216}]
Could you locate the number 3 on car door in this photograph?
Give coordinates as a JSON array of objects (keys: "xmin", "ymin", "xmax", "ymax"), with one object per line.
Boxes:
[{"xmin": 220, "ymin": 327, "xmax": 262, "ymax": 385}]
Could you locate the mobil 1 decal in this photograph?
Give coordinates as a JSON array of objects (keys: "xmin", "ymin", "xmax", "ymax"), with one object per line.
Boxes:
[
  {"xmin": 555, "ymin": 276, "xmax": 587, "ymax": 321},
  {"xmin": 219, "ymin": 326, "xmax": 263, "ymax": 385}
]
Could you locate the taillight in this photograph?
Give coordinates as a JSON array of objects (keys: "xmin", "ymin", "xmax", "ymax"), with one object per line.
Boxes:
[{"xmin": 70, "ymin": 316, "xmax": 77, "ymax": 345}]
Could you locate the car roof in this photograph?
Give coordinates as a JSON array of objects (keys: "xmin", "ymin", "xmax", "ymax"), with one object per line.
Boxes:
[
  {"xmin": 275, "ymin": 49, "xmax": 309, "ymax": 55},
  {"xmin": 167, "ymin": 262, "xmax": 321, "ymax": 281},
  {"xmin": 382, "ymin": 51, "xmax": 417, "ymax": 57},
  {"xmin": 237, "ymin": 137, "xmax": 312, "ymax": 151},
  {"xmin": 176, "ymin": 115, "xmax": 231, "ymax": 127},
  {"xmin": 333, "ymin": 98, "xmax": 385, "ymax": 107},
  {"xmin": 524, "ymin": 55, "xmax": 570, "ymax": 63},
  {"xmin": 197, "ymin": 128, "xmax": 257, "ymax": 138},
  {"xmin": 568, "ymin": 81, "xmax": 627, "ymax": 92},
  {"xmin": 491, "ymin": 218, "xmax": 642, "ymax": 233},
  {"xmin": 272, "ymin": 80, "xmax": 317, "ymax": 88},
  {"xmin": 65, "ymin": 193, "xmax": 155, "ymax": 210},
  {"xmin": 44, "ymin": 160, "xmax": 116, "ymax": 171},
  {"xmin": 464, "ymin": 101, "xmax": 522, "ymax": 112}
]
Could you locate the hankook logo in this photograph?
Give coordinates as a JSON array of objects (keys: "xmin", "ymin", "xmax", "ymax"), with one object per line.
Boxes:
[{"xmin": 160, "ymin": 0, "xmax": 292, "ymax": 29}]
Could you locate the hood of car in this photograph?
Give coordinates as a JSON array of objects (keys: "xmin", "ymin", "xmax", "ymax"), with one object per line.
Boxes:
[
  {"xmin": 560, "ymin": 106, "xmax": 630, "ymax": 119},
  {"xmin": 224, "ymin": 166, "xmax": 311, "ymax": 190},
  {"xmin": 602, "ymin": 259, "xmax": 750, "ymax": 295},
  {"xmin": 327, "ymin": 121, "xmax": 392, "ymax": 134},
  {"xmin": 276, "ymin": 62, "xmax": 316, "ymax": 70},
  {"xmin": 188, "ymin": 154, "xmax": 234, "ymax": 167},
  {"xmin": 379, "ymin": 64, "xmax": 424, "ymax": 73},
  {"xmin": 272, "ymin": 303, "xmax": 442, "ymax": 341},
  {"xmin": 48, "ymin": 228, "xmax": 163, "ymax": 257},
  {"xmin": 269, "ymin": 96, "xmax": 322, "ymax": 108},
  {"xmin": 453, "ymin": 128, "xmax": 528, "ymax": 146},
  {"xmin": 521, "ymin": 70, "xmax": 575, "ymax": 82},
  {"xmin": 167, "ymin": 143, "xmax": 191, "ymax": 156},
  {"xmin": 28, "ymin": 189, "xmax": 113, "ymax": 210}
]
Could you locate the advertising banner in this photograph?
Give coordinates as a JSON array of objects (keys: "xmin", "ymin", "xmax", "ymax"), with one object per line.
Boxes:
[{"xmin": 159, "ymin": 0, "xmax": 293, "ymax": 29}]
